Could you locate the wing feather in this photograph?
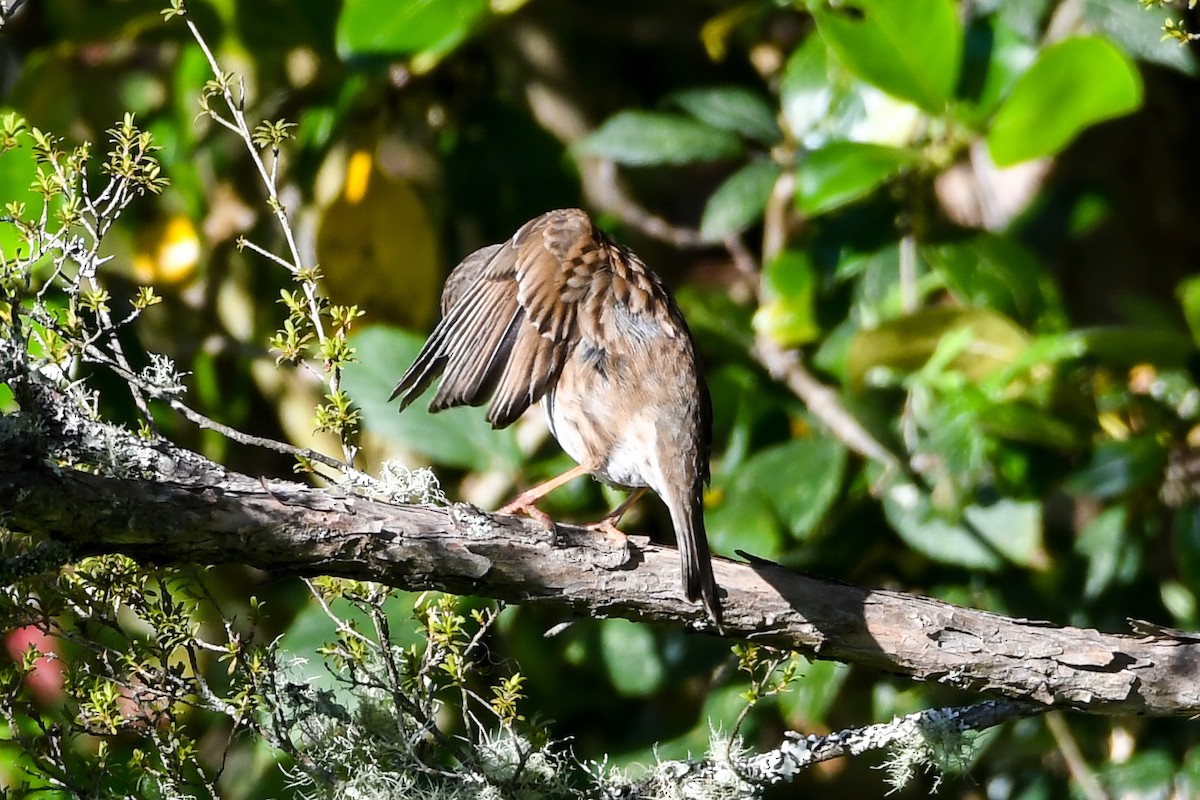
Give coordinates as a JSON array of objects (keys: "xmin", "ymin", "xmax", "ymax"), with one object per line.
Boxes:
[{"xmin": 391, "ymin": 209, "xmax": 597, "ymax": 428}]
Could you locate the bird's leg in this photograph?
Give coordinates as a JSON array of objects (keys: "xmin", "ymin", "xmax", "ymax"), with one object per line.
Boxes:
[
  {"xmin": 497, "ymin": 464, "xmax": 590, "ymax": 519},
  {"xmin": 584, "ymin": 487, "xmax": 646, "ymax": 546}
]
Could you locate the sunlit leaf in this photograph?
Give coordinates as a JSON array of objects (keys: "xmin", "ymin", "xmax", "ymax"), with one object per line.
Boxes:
[
  {"xmin": 796, "ymin": 142, "xmax": 916, "ymax": 216},
  {"xmin": 813, "ymin": 0, "xmax": 962, "ymax": 113},
  {"xmin": 336, "ymin": 0, "xmax": 488, "ymax": 68},
  {"xmin": 987, "ymin": 36, "xmax": 1142, "ymax": 166},
  {"xmin": 742, "ymin": 436, "xmax": 847, "ymax": 541},
  {"xmin": 1076, "ymin": 506, "xmax": 1133, "ymax": 599},
  {"xmin": 753, "ymin": 250, "xmax": 820, "ymax": 347}
]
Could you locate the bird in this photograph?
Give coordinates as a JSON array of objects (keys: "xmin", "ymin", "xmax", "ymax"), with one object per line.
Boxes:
[{"xmin": 389, "ymin": 208, "xmax": 721, "ymax": 625}]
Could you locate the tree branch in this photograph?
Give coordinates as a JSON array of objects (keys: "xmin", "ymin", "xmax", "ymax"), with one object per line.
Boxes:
[{"xmin": 2, "ymin": 386, "xmax": 1198, "ymax": 719}]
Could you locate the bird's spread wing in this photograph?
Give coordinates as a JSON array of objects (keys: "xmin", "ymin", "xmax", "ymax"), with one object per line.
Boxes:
[{"xmin": 391, "ymin": 209, "xmax": 607, "ymax": 428}]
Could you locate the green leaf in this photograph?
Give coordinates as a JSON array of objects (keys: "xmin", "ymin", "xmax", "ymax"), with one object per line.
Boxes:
[
  {"xmin": 741, "ymin": 436, "xmax": 847, "ymax": 541},
  {"xmin": 574, "ymin": 111, "xmax": 743, "ymax": 166},
  {"xmin": 846, "ymin": 307, "xmax": 1030, "ymax": 389},
  {"xmin": 699, "ymin": 160, "xmax": 781, "ymax": 241},
  {"xmin": 1065, "ymin": 436, "xmax": 1167, "ymax": 499},
  {"xmin": 780, "ymin": 35, "xmax": 835, "ymax": 140},
  {"xmin": 923, "ymin": 234, "xmax": 1063, "ymax": 329},
  {"xmin": 1075, "ymin": 506, "xmax": 1129, "ymax": 599},
  {"xmin": 776, "ymin": 656, "xmax": 851, "ymax": 726},
  {"xmin": 813, "ymin": 0, "xmax": 963, "ymax": 113},
  {"xmin": 1173, "ymin": 507, "xmax": 1200, "ymax": 590},
  {"xmin": 667, "ymin": 85, "xmax": 782, "ymax": 145},
  {"xmin": 1178, "ymin": 275, "xmax": 1200, "ymax": 347},
  {"xmin": 1100, "ymin": 752, "xmax": 1178, "ymax": 799},
  {"xmin": 599, "ymin": 619, "xmax": 664, "ymax": 697},
  {"xmin": 337, "ymin": 0, "xmax": 488, "ymax": 65},
  {"xmin": 706, "ymin": 476, "xmax": 785, "ymax": 561},
  {"xmin": 342, "ymin": 327, "xmax": 521, "ymax": 472},
  {"xmin": 1075, "ymin": 327, "xmax": 1194, "ymax": 369},
  {"xmin": 884, "ymin": 486, "xmax": 1045, "ymax": 570},
  {"xmin": 796, "ymin": 142, "xmax": 916, "ymax": 216},
  {"xmin": 753, "ymin": 250, "xmax": 820, "ymax": 347},
  {"xmin": 987, "ymin": 36, "xmax": 1143, "ymax": 166}
]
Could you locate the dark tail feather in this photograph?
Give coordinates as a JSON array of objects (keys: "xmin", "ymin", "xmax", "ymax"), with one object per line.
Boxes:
[{"xmin": 675, "ymin": 489, "xmax": 722, "ymax": 628}]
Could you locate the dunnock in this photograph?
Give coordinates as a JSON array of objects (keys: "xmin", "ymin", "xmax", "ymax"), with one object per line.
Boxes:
[{"xmin": 390, "ymin": 208, "xmax": 721, "ymax": 624}]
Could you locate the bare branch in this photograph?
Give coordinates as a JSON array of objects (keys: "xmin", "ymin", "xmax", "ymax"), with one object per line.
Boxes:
[{"xmin": 2, "ymin": 386, "xmax": 1198, "ymax": 718}]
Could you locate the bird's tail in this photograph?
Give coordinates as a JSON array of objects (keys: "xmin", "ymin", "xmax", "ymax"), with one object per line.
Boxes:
[{"xmin": 670, "ymin": 487, "xmax": 722, "ymax": 628}]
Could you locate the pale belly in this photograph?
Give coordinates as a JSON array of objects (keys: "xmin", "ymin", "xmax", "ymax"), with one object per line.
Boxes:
[{"xmin": 541, "ymin": 382, "xmax": 659, "ymax": 490}]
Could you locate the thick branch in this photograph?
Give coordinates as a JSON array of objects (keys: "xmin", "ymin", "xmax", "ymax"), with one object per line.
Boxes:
[{"xmin": 1, "ymin": 417, "xmax": 1197, "ymax": 718}]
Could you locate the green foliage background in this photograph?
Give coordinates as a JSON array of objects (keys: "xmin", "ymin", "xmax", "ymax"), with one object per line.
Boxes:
[{"xmin": 4, "ymin": 0, "xmax": 1200, "ymax": 796}]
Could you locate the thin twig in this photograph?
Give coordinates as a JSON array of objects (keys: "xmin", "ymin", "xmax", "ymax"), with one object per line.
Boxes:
[{"xmin": 1045, "ymin": 710, "xmax": 1110, "ymax": 800}]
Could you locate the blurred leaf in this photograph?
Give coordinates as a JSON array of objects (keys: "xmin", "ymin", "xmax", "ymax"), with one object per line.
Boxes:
[
  {"xmin": 776, "ymin": 657, "xmax": 850, "ymax": 727},
  {"xmin": 706, "ymin": 476, "xmax": 785, "ymax": 561},
  {"xmin": 796, "ymin": 142, "xmax": 917, "ymax": 216},
  {"xmin": 742, "ymin": 436, "xmax": 848, "ymax": 541},
  {"xmin": 813, "ymin": 0, "xmax": 962, "ymax": 113},
  {"xmin": 924, "ymin": 235, "xmax": 1063, "ymax": 329},
  {"xmin": 342, "ymin": 327, "xmax": 521, "ymax": 472},
  {"xmin": 0, "ymin": 129, "xmax": 49, "ymax": 258},
  {"xmin": 1173, "ymin": 507, "xmax": 1200, "ymax": 590},
  {"xmin": 884, "ymin": 486, "xmax": 1044, "ymax": 570},
  {"xmin": 1082, "ymin": 0, "xmax": 1197, "ymax": 76},
  {"xmin": 574, "ymin": 111, "xmax": 743, "ymax": 166},
  {"xmin": 1099, "ymin": 751, "xmax": 1177, "ymax": 799},
  {"xmin": 1178, "ymin": 275, "xmax": 1200, "ymax": 347},
  {"xmin": 667, "ymin": 85, "xmax": 781, "ymax": 145},
  {"xmin": 336, "ymin": 0, "xmax": 488, "ymax": 68},
  {"xmin": 599, "ymin": 619, "xmax": 664, "ymax": 697},
  {"xmin": 707, "ymin": 364, "xmax": 778, "ymax": 473},
  {"xmin": 780, "ymin": 35, "xmax": 835, "ymax": 140},
  {"xmin": 317, "ymin": 151, "xmax": 441, "ymax": 329},
  {"xmin": 846, "ymin": 307, "xmax": 1030, "ymax": 389},
  {"xmin": 699, "ymin": 159, "xmax": 781, "ymax": 241},
  {"xmin": 1065, "ymin": 436, "xmax": 1168, "ymax": 499},
  {"xmin": 1075, "ymin": 506, "xmax": 1127, "ymax": 599},
  {"xmin": 987, "ymin": 36, "xmax": 1142, "ymax": 166},
  {"xmin": 977, "ymin": 402, "xmax": 1081, "ymax": 452},
  {"xmin": 1074, "ymin": 328, "xmax": 1194, "ymax": 369},
  {"xmin": 753, "ymin": 250, "xmax": 820, "ymax": 347}
]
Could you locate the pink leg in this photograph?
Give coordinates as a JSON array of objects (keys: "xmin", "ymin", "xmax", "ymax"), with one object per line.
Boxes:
[
  {"xmin": 585, "ymin": 487, "xmax": 646, "ymax": 545},
  {"xmin": 497, "ymin": 464, "xmax": 590, "ymax": 517}
]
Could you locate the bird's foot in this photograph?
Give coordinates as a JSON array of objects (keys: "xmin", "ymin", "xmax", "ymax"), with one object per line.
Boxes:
[
  {"xmin": 496, "ymin": 495, "xmax": 557, "ymax": 537},
  {"xmin": 584, "ymin": 516, "xmax": 629, "ymax": 549}
]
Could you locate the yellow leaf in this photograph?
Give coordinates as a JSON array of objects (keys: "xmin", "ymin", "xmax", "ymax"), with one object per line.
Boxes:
[{"xmin": 317, "ymin": 152, "xmax": 441, "ymax": 330}]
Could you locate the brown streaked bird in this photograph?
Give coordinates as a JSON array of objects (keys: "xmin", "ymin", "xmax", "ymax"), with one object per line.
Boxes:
[{"xmin": 389, "ymin": 208, "xmax": 721, "ymax": 624}]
